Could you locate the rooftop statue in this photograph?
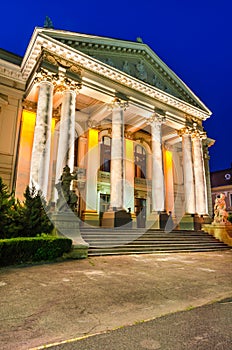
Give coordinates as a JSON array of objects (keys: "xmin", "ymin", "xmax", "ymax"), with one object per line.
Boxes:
[{"xmin": 44, "ymin": 16, "xmax": 54, "ymax": 29}]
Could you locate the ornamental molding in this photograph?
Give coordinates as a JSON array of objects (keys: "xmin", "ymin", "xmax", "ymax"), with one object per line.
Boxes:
[
  {"xmin": 0, "ymin": 61, "xmax": 24, "ymax": 83},
  {"xmin": 44, "ymin": 29, "xmax": 209, "ymax": 110},
  {"xmin": 0, "ymin": 93, "xmax": 8, "ymax": 106},
  {"xmin": 146, "ymin": 111, "xmax": 166, "ymax": 126},
  {"xmin": 108, "ymin": 97, "xmax": 129, "ymax": 111},
  {"xmin": 34, "ymin": 67, "xmax": 82, "ymax": 93},
  {"xmin": 22, "ymin": 100, "xmax": 37, "ymax": 112},
  {"xmin": 22, "ymin": 35, "xmax": 211, "ymax": 120},
  {"xmin": 41, "ymin": 50, "xmax": 82, "ymax": 76},
  {"xmin": 178, "ymin": 125, "xmax": 207, "ymax": 139}
]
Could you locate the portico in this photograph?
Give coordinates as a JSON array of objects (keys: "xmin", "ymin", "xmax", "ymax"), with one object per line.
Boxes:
[{"xmin": 7, "ymin": 27, "xmax": 213, "ymax": 229}]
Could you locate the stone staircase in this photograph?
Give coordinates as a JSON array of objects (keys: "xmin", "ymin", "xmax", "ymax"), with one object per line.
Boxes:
[{"xmin": 80, "ymin": 228, "xmax": 231, "ymax": 256}]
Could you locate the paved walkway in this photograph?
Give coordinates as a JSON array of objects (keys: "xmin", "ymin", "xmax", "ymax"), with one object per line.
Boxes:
[
  {"xmin": 0, "ymin": 251, "xmax": 231, "ymax": 350},
  {"xmin": 46, "ymin": 299, "xmax": 232, "ymax": 349}
]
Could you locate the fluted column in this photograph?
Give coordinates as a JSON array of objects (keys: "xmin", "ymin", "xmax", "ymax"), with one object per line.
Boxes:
[
  {"xmin": 109, "ymin": 98, "xmax": 128, "ymax": 210},
  {"xmin": 56, "ymin": 89, "xmax": 77, "ymax": 182},
  {"xmin": 149, "ymin": 115, "xmax": 165, "ymax": 212},
  {"xmin": 179, "ymin": 127, "xmax": 196, "ymax": 214},
  {"xmin": 192, "ymin": 129, "xmax": 208, "ymax": 215},
  {"xmin": 30, "ymin": 72, "xmax": 54, "ymax": 198}
]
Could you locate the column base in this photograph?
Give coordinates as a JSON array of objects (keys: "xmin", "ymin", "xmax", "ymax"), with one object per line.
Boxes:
[
  {"xmin": 81, "ymin": 210, "xmax": 99, "ymax": 227},
  {"xmin": 147, "ymin": 211, "xmax": 175, "ymax": 230},
  {"xmin": 52, "ymin": 212, "xmax": 89, "ymax": 253},
  {"xmin": 130, "ymin": 213, "xmax": 137, "ymax": 229},
  {"xmin": 102, "ymin": 209, "xmax": 132, "ymax": 228},
  {"xmin": 179, "ymin": 214, "xmax": 203, "ymax": 231}
]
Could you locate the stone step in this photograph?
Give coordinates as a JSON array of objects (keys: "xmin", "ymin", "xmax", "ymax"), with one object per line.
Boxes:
[
  {"xmin": 79, "ymin": 228, "xmax": 231, "ymax": 256},
  {"xmin": 87, "ymin": 246, "xmax": 229, "ymax": 256}
]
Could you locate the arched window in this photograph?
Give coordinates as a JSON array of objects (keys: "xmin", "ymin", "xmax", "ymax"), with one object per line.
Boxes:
[
  {"xmin": 134, "ymin": 144, "xmax": 146, "ymax": 178},
  {"xmin": 100, "ymin": 136, "xmax": 111, "ymax": 172}
]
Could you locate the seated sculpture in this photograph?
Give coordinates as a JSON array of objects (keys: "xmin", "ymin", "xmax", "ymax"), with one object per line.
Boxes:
[{"xmin": 213, "ymin": 193, "xmax": 229, "ymax": 225}]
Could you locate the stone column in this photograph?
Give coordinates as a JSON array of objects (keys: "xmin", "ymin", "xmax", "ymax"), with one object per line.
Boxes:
[
  {"xmin": 110, "ymin": 101, "xmax": 126, "ymax": 210},
  {"xmin": 55, "ymin": 88, "xmax": 77, "ymax": 182},
  {"xmin": 150, "ymin": 115, "xmax": 165, "ymax": 212},
  {"xmin": 30, "ymin": 73, "xmax": 54, "ymax": 198},
  {"xmin": 102, "ymin": 98, "xmax": 131, "ymax": 228},
  {"xmin": 192, "ymin": 130, "xmax": 208, "ymax": 215},
  {"xmin": 81, "ymin": 127, "xmax": 99, "ymax": 226},
  {"xmin": 179, "ymin": 127, "xmax": 196, "ymax": 214}
]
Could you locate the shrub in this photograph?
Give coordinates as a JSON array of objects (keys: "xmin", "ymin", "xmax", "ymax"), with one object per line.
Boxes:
[
  {"xmin": 0, "ymin": 236, "xmax": 72, "ymax": 266},
  {"xmin": 0, "ymin": 177, "xmax": 20, "ymax": 238},
  {"xmin": 20, "ymin": 186, "xmax": 54, "ymax": 237},
  {"xmin": 0, "ymin": 178, "xmax": 54, "ymax": 238}
]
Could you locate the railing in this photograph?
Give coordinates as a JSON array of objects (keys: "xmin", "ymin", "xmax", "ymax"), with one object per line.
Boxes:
[
  {"xmin": 98, "ymin": 170, "xmax": 110, "ymax": 183},
  {"xmin": 134, "ymin": 177, "xmax": 152, "ymax": 188}
]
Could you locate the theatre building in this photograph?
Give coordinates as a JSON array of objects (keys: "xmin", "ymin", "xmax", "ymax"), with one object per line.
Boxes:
[{"xmin": 0, "ymin": 27, "xmax": 214, "ymax": 229}]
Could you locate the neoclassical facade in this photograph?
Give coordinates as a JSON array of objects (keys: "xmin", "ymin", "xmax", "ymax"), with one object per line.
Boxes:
[{"xmin": 0, "ymin": 27, "xmax": 214, "ymax": 228}]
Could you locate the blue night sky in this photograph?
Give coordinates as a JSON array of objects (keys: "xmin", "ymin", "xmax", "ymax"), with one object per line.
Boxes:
[{"xmin": 0, "ymin": 0, "xmax": 231, "ymax": 172}]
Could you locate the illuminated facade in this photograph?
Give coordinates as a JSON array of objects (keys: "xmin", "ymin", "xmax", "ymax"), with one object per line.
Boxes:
[{"xmin": 0, "ymin": 27, "xmax": 214, "ymax": 228}]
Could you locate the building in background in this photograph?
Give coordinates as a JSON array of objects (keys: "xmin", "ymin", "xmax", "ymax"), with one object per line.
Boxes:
[
  {"xmin": 0, "ymin": 27, "xmax": 214, "ymax": 228},
  {"xmin": 211, "ymin": 166, "xmax": 232, "ymax": 215}
]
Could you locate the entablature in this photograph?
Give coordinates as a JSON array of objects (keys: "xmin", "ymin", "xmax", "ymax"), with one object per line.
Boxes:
[{"xmin": 21, "ymin": 34, "xmax": 211, "ymax": 123}]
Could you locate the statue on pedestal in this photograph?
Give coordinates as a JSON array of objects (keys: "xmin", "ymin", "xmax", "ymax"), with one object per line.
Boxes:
[
  {"xmin": 52, "ymin": 165, "xmax": 89, "ymax": 258},
  {"xmin": 55, "ymin": 165, "xmax": 78, "ymax": 212},
  {"xmin": 213, "ymin": 193, "xmax": 229, "ymax": 225}
]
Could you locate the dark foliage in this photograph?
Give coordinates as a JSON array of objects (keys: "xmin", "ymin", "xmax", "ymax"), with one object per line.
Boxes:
[
  {"xmin": 0, "ymin": 178, "xmax": 53, "ymax": 238},
  {"xmin": 0, "ymin": 236, "xmax": 72, "ymax": 266},
  {"xmin": 21, "ymin": 186, "xmax": 54, "ymax": 237}
]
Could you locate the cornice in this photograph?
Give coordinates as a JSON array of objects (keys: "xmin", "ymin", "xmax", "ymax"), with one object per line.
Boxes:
[
  {"xmin": 0, "ymin": 58, "xmax": 24, "ymax": 83},
  {"xmin": 38, "ymin": 28, "xmax": 211, "ymax": 113},
  {"xmin": 22, "ymin": 33, "xmax": 211, "ymax": 121}
]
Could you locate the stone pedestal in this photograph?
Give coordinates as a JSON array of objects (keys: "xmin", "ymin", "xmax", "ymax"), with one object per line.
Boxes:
[
  {"xmin": 81, "ymin": 210, "xmax": 99, "ymax": 227},
  {"xmin": 147, "ymin": 212, "xmax": 160, "ymax": 229},
  {"xmin": 102, "ymin": 210, "xmax": 132, "ymax": 228},
  {"xmin": 52, "ymin": 211, "xmax": 89, "ymax": 258},
  {"xmin": 179, "ymin": 214, "xmax": 203, "ymax": 231},
  {"xmin": 203, "ymin": 223, "xmax": 232, "ymax": 246}
]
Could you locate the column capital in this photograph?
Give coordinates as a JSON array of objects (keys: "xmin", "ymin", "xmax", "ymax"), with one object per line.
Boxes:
[
  {"xmin": 108, "ymin": 97, "xmax": 129, "ymax": 111},
  {"xmin": 87, "ymin": 119, "xmax": 99, "ymax": 129},
  {"xmin": 35, "ymin": 68, "xmax": 82, "ymax": 94},
  {"xmin": 22, "ymin": 100, "xmax": 37, "ymax": 112},
  {"xmin": 34, "ymin": 68, "xmax": 57, "ymax": 85},
  {"xmin": 191, "ymin": 124, "xmax": 207, "ymax": 140},
  {"xmin": 146, "ymin": 112, "xmax": 166, "ymax": 127},
  {"xmin": 178, "ymin": 125, "xmax": 207, "ymax": 139},
  {"xmin": 177, "ymin": 126, "xmax": 192, "ymax": 137},
  {"xmin": 54, "ymin": 74, "xmax": 82, "ymax": 94}
]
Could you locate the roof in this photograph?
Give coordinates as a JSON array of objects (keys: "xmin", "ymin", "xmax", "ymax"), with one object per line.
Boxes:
[{"xmin": 22, "ymin": 27, "xmax": 211, "ymax": 117}]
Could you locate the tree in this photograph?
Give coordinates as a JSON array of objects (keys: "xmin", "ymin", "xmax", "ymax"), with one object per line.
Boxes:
[
  {"xmin": 0, "ymin": 178, "xmax": 53, "ymax": 238},
  {"xmin": 22, "ymin": 186, "xmax": 54, "ymax": 237},
  {"xmin": 0, "ymin": 177, "xmax": 25, "ymax": 238}
]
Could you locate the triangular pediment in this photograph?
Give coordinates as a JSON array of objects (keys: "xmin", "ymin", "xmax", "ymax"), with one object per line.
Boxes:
[{"xmin": 27, "ymin": 28, "xmax": 210, "ymax": 114}]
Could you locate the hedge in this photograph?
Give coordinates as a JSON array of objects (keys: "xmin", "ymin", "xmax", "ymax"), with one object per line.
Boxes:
[{"xmin": 0, "ymin": 236, "xmax": 72, "ymax": 266}]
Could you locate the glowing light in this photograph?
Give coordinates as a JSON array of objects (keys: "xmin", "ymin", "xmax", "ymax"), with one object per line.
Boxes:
[
  {"xmin": 164, "ymin": 150, "xmax": 174, "ymax": 213},
  {"xmin": 88, "ymin": 128, "xmax": 99, "ymax": 149},
  {"xmin": 15, "ymin": 110, "xmax": 36, "ymax": 200}
]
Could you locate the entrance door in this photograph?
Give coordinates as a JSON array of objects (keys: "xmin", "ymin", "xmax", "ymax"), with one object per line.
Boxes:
[
  {"xmin": 135, "ymin": 198, "xmax": 146, "ymax": 228},
  {"xmin": 99, "ymin": 194, "xmax": 110, "ymax": 226}
]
